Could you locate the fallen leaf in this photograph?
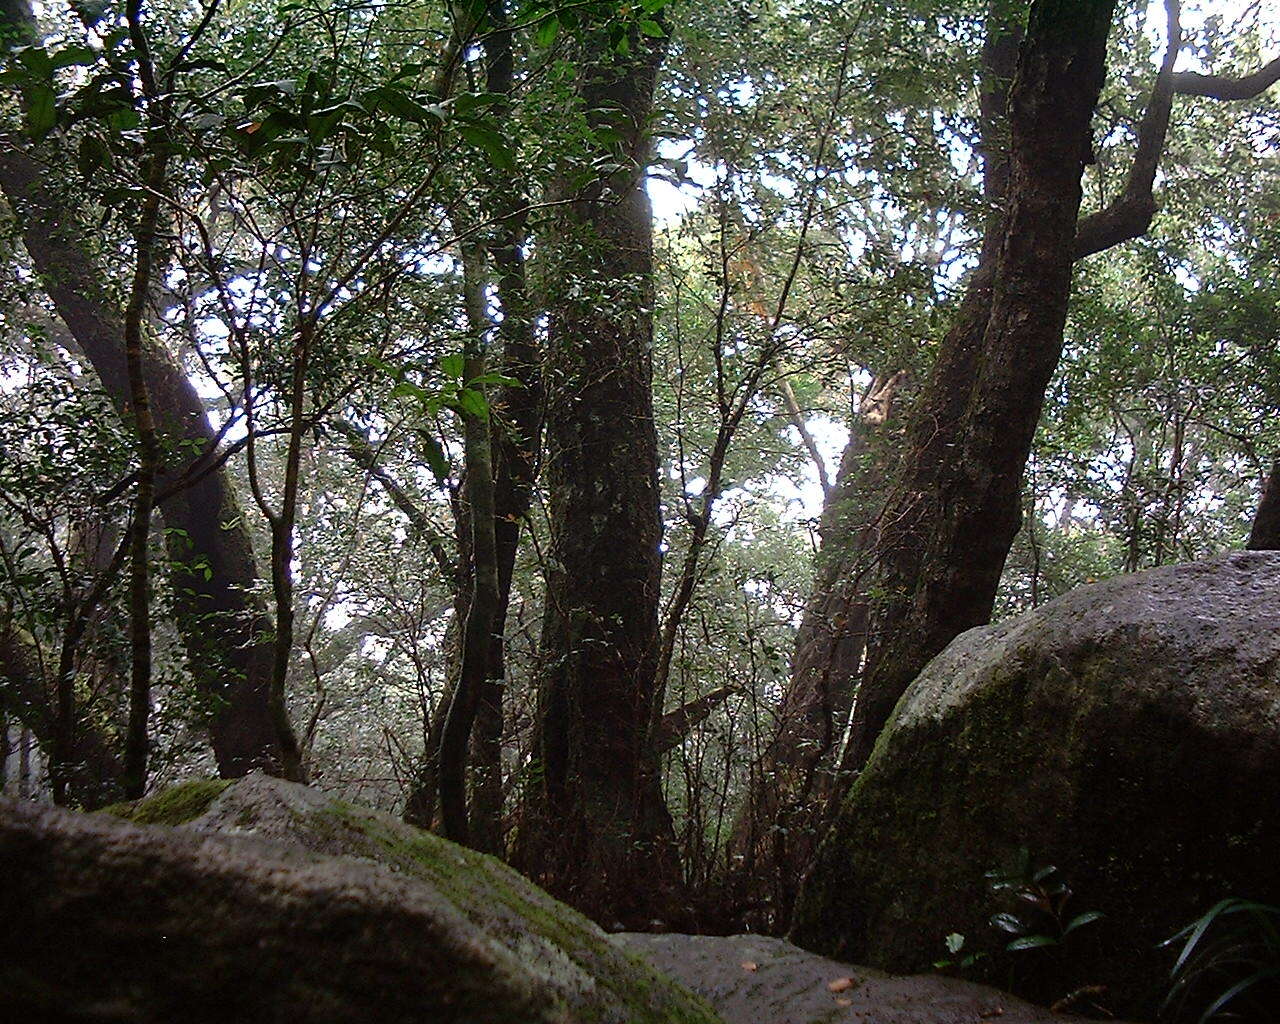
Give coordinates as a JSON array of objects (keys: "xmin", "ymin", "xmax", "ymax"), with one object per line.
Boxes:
[
  {"xmin": 827, "ymin": 976, "xmax": 856, "ymax": 993},
  {"xmin": 834, "ymin": 997, "xmax": 853, "ymax": 1007},
  {"xmin": 979, "ymin": 1008, "xmax": 1004, "ymax": 1019},
  {"xmin": 740, "ymin": 961, "xmax": 758, "ymax": 973}
]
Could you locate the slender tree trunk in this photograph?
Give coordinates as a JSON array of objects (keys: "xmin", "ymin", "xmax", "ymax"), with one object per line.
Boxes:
[
  {"xmin": 468, "ymin": 0, "xmax": 543, "ymax": 855},
  {"xmin": 843, "ymin": 0, "xmax": 1117, "ymax": 775},
  {"xmin": 514, "ymin": 16, "xmax": 685, "ymax": 926},
  {"xmin": 0, "ymin": 621, "xmax": 124, "ymax": 805},
  {"xmin": 261, "ymin": 318, "xmax": 314, "ymax": 784},
  {"xmin": 120, "ymin": 3, "xmax": 169, "ymax": 795},
  {"xmin": 439, "ymin": 242, "xmax": 500, "ymax": 845}
]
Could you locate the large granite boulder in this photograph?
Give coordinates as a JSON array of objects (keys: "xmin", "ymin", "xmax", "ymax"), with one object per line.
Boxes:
[
  {"xmin": 0, "ymin": 774, "xmax": 721, "ymax": 1024},
  {"xmin": 791, "ymin": 552, "xmax": 1280, "ymax": 1018}
]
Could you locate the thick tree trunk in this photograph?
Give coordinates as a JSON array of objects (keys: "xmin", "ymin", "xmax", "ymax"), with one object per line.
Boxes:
[
  {"xmin": 0, "ymin": 147, "xmax": 282, "ymax": 777},
  {"xmin": 842, "ymin": 0, "xmax": 1117, "ymax": 774},
  {"xmin": 513, "ymin": 19, "xmax": 684, "ymax": 927},
  {"xmin": 723, "ymin": 3, "xmax": 1024, "ymax": 929},
  {"xmin": 1247, "ymin": 461, "xmax": 1280, "ymax": 550}
]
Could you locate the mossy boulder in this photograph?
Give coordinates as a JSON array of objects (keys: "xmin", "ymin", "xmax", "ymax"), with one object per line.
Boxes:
[
  {"xmin": 791, "ymin": 551, "xmax": 1280, "ymax": 1018},
  {"xmin": 0, "ymin": 774, "xmax": 721, "ymax": 1024}
]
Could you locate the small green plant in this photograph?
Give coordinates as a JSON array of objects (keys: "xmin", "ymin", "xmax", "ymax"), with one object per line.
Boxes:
[
  {"xmin": 933, "ymin": 931, "xmax": 988, "ymax": 971},
  {"xmin": 1161, "ymin": 898, "xmax": 1280, "ymax": 1023},
  {"xmin": 985, "ymin": 847, "xmax": 1105, "ymax": 954}
]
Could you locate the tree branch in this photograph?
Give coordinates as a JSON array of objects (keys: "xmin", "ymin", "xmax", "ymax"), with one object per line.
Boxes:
[{"xmin": 1172, "ymin": 55, "xmax": 1280, "ymax": 100}]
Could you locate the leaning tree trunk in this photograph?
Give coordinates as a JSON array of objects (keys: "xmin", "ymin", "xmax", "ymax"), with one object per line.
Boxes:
[
  {"xmin": 726, "ymin": 2, "xmax": 1024, "ymax": 930},
  {"xmin": 727, "ymin": 372, "xmax": 902, "ymax": 925},
  {"xmin": 513, "ymin": 17, "xmax": 685, "ymax": 927},
  {"xmin": 0, "ymin": 144, "xmax": 282, "ymax": 778},
  {"xmin": 842, "ymin": 0, "xmax": 1117, "ymax": 775}
]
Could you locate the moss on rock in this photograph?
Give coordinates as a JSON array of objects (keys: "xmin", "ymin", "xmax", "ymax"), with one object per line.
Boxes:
[
  {"xmin": 100, "ymin": 778, "xmax": 233, "ymax": 825},
  {"xmin": 790, "ymin": 552, "xmax": 1280, "ymax": 1019}
]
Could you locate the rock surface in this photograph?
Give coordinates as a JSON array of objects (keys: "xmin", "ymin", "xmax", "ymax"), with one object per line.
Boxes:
[
  {"xmin": 791, "ymin": 551, "xmax": 1280, "ymax": 1018},
  {"xmin": 617, "ymin": 933, "xmax": 1120, "ymax": 1024},
  {"xmin": 0, "ymin": 774, "xmax": 720, "ymax": 1024}
]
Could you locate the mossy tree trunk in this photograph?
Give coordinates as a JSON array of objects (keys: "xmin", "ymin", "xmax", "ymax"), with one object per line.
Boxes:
[{"xmin": 515, "ymin": 15, "xmax": 685, "ymax": 927}]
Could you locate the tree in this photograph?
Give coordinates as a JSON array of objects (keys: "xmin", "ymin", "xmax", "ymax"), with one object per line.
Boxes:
[{"xmin": 514, "ymin": 9, "xmax": 686, "ymax": 925}]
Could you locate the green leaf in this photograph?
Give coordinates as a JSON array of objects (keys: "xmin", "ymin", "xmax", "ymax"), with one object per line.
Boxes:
[
  {"xmin": 78, "ymin": 134, "xmax": 111, "ymax": 176},
  {"xmin": 454, "ymin": 92, "xmax": 504, "ymax": 116},
  {"xmin": 419, "ymin": 432, "xmax": 450, "ymax": 482},
  {"xmin": 440, "ymin": 353, "xmax": 465, "ymax": 379},
  {"xmin": 990, "ymin": 912, "xmax": 1024, "ymax": 934},
  {"xmin": 458, "ymin": 121, "xmax": 515, "ymax": 170},
  {"xmin": 50, "ymin": 45, "xmax": 98, "ymax": 69},
  {"xmin": 534, "ymin": 17, "xmax": 559, "ymax": 48},
  {"xmin": 1063, "ymin": 910, "xmax": 1105, "ymax": 935},
  {"xmin": 944, "ymin": 933, "xmax": 965, "ymax": 954},
  {"xmin": 1006, "ymin": 935, "xmax": 1057, "ymax": 952},
  {"xmin": 456, "ymin": 386, "xmax": 488, "ymax": 419},
  {"xmin": 25, "ymin": 83, "xmax": 56, "ymax": 140},
  {"xmin": 638, "ymin": 19, "xmax": 665, "ymax": 38}
]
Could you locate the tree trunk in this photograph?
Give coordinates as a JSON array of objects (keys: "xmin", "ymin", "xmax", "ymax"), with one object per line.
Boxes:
[
  {"xmin": 727, "ymin": 373, "xmax": 902, "ymax": 923},
  {"xmin": 0, "ymin": 146, "xmax": 283, "ymax": 777},
  {"xmin": 439, "ymin": 242, "xmax": 501, "ymax": 846},
  {"xmin": 1247, "ymin": 461, "xmax": 1280, "ymax": 550},
  {"xmin": 0, "ymin": 619, "xmax": 124, "ymax": 807},
  {"xmin": 843, "ymin": 0, "xmax": 1117, "ymax": 775},
  {"xmin": 467, "ymin": 0, "xmax": 543, "ymax": 856},
  {"xmin": 513, "ymin": 17, "xmax": 685, "ymax": 927}
]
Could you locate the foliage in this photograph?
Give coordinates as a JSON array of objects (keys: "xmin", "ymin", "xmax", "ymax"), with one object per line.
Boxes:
[{"xmin": 1162, "ymin": 898, "xmax": 1280, "ymax": 1023}]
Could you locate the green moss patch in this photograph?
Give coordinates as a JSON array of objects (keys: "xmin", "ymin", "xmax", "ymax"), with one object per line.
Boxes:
[{"xmin": 100, "ymin": 778, "xmax": 232, "ymax": 826}]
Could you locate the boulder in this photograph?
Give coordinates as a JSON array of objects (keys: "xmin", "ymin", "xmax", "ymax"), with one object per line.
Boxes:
[
  {"xmin": 617, "ymin": 932, "xmax": 1130, "ymax": 1024},
  {"xmin": 0, "ymin": 774, "xmax": 721, "ymax": 1024},
  {"xmin": 791, "ymin": 551, "xmax": 1280, "ymax": 1018}
]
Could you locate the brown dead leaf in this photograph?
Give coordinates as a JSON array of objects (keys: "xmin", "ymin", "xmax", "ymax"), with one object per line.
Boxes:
[
  {"xmin": 740, "ymin": 961, "xmax": 758, "ymax": 973},
  {"xmin": 834, "ymin": 997, "xmax": 853, "ymax": 1008},
  {"xmin": 827, "ymin": 976, "xmax": 856, "ymax": 993}
]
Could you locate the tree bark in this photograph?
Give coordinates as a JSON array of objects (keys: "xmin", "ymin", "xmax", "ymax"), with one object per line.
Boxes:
[
  {"xmin": 727, "ymin": 372, "xmax": 903, "ymax": 920},
  {"xmin": 843, "ymin": 0, "xmax": 1117, "ymax": 775},
  {"xmin": 467, "ymin": 0, "xmax": 544, "ymax": 856},
  {"xmin": 513, "ymin": 17, "xmax": 685, "ymax": 927},
  {"xmin": 1247, "ymin": 461, "xmax": 1280, "ymax": 550},
  {"xmin": 0, "ymin": 146, "xmax": 283, "ymax": 777},
  {"xmin": 120, "ymin": 1, "xmax": 169, "ymax": 796},
  {"xmin": 439, "ymin": 242, "xmax": 500, "ymax": 846}
]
